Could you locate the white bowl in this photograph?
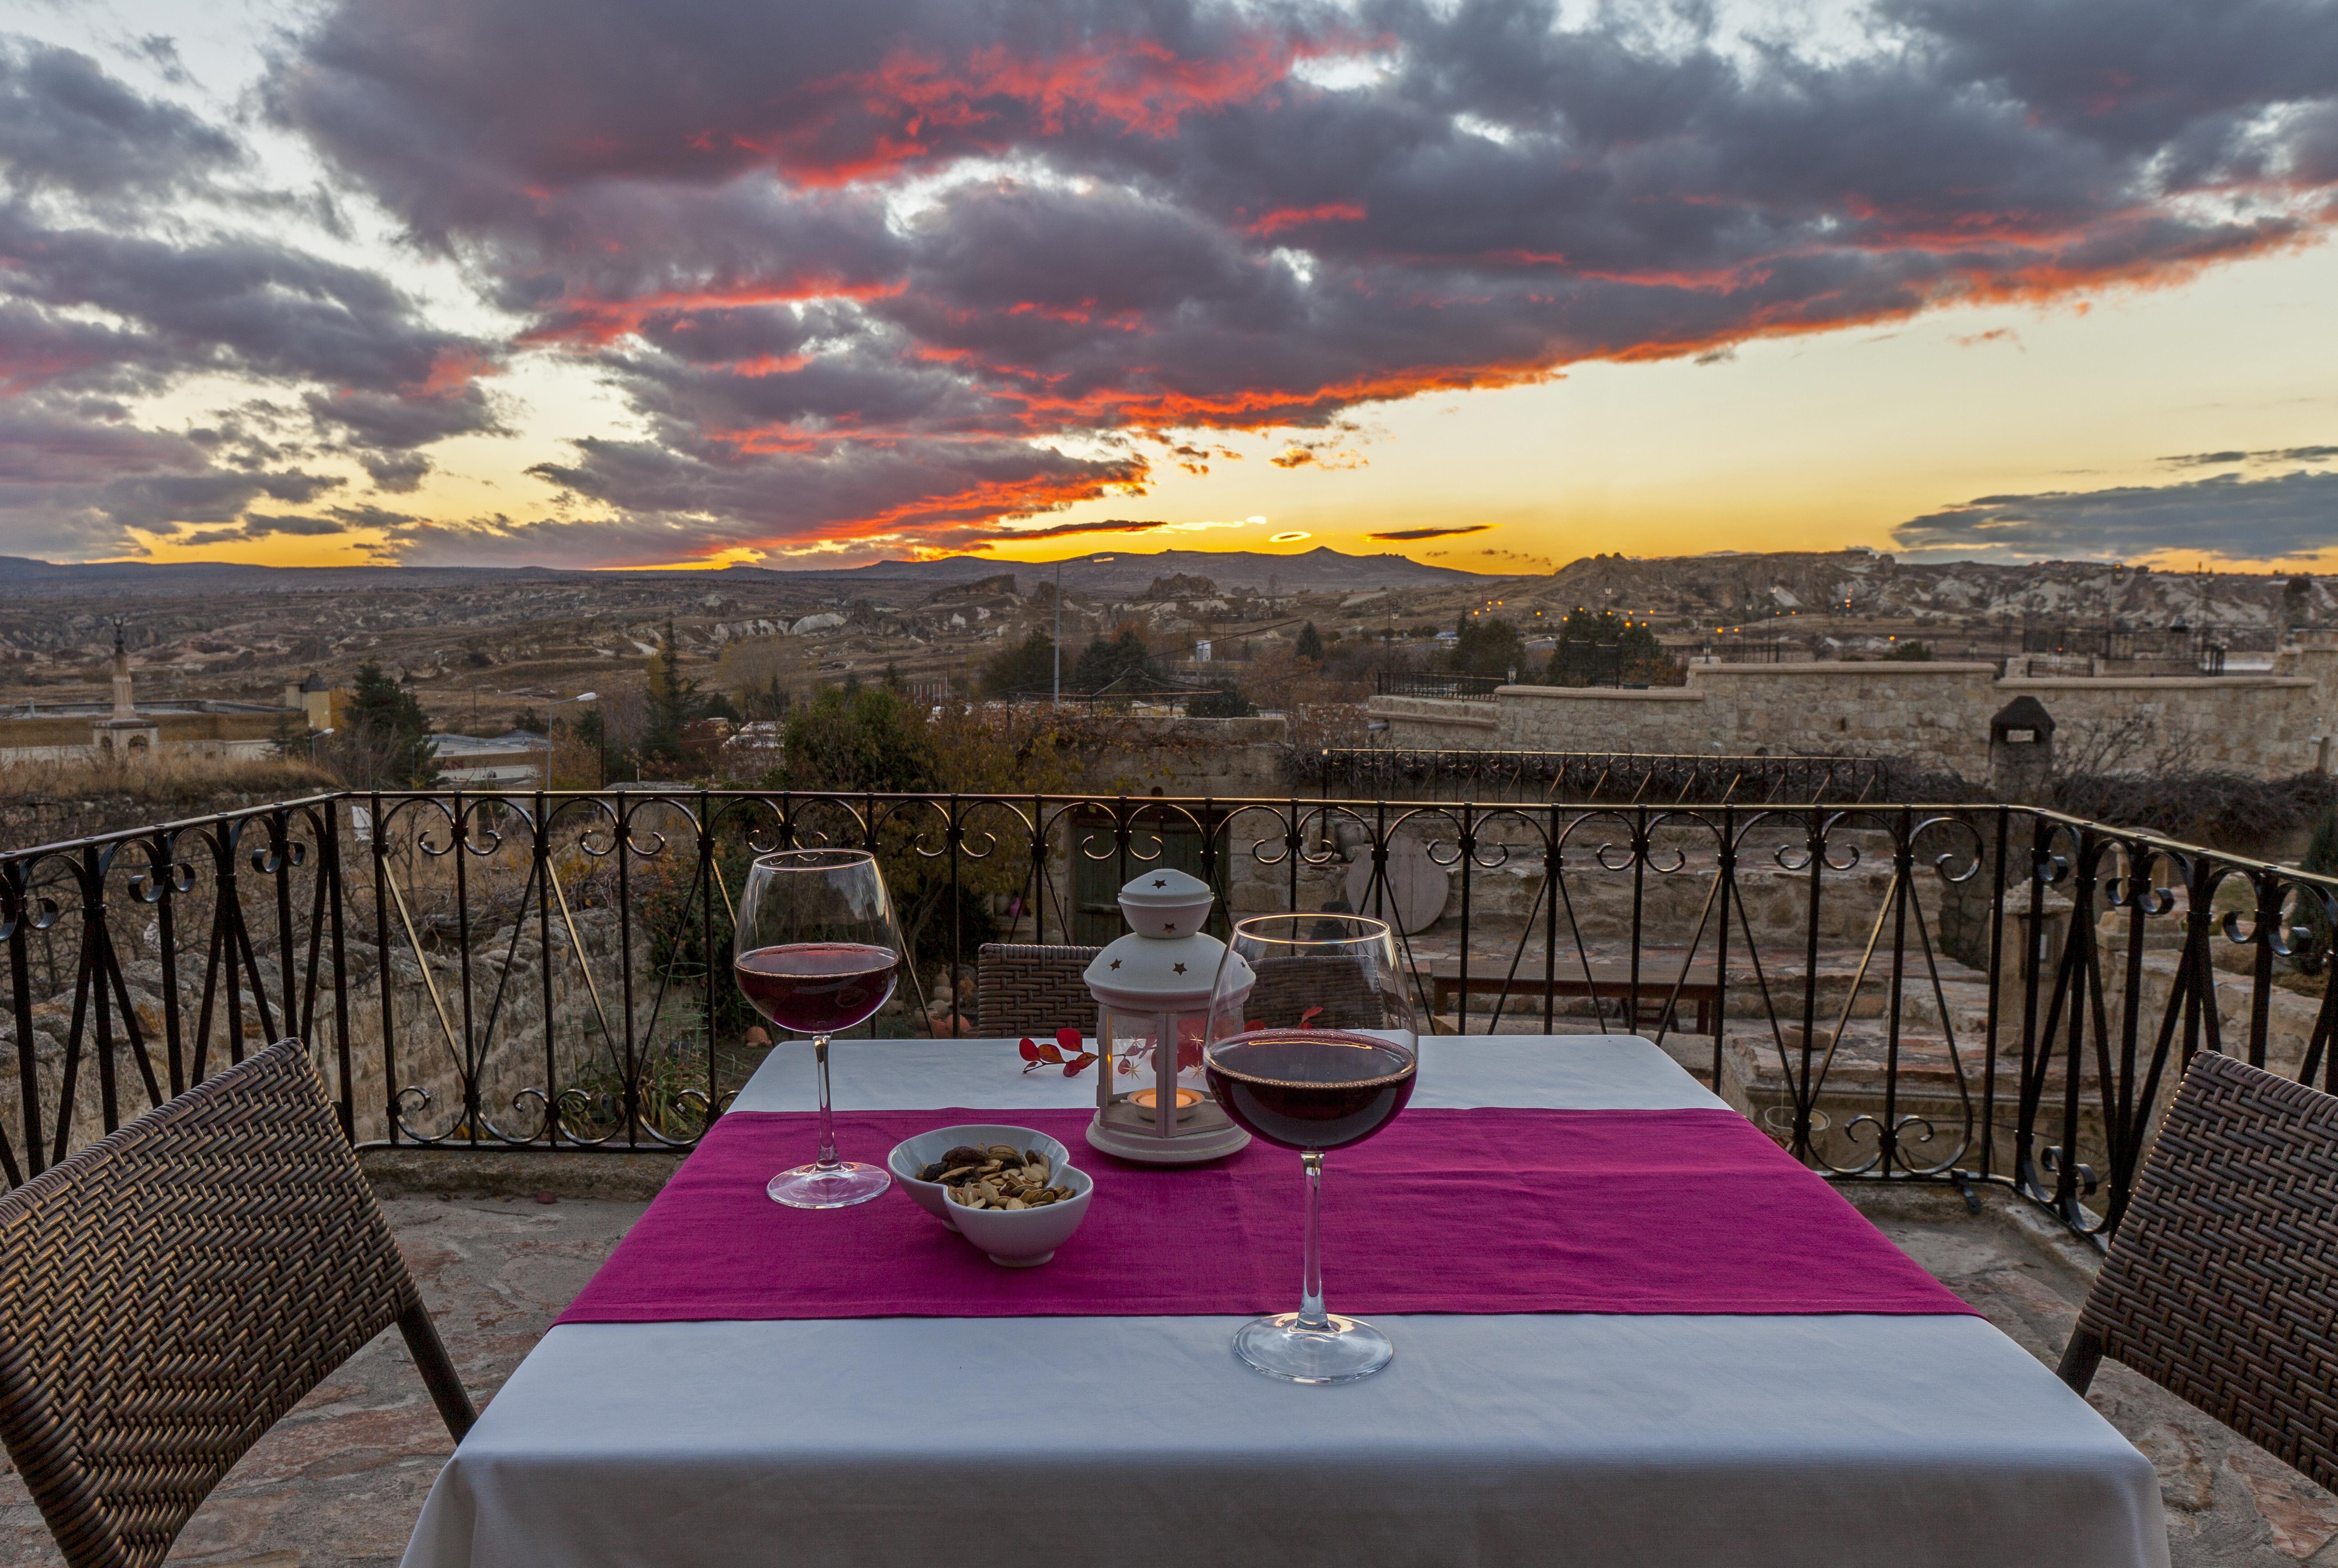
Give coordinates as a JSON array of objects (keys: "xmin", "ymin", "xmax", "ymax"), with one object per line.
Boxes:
[
  {"xmin": 887, "ymin": 1125, "xmax": 1074, "ymax": 1234},
  {"xmin": 946, "ymin": 1164, "xmax": 1094, "ymax": 1268}
]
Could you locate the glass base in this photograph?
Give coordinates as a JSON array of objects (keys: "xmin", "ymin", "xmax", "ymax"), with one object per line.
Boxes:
[
  {"xmin": 1232, "ymin": 1312, "xmax": 1393, "ymax": 1384},
  {"xmin": 767, "ymin": 1161, "xmax": 891, "ymax": 1209}
]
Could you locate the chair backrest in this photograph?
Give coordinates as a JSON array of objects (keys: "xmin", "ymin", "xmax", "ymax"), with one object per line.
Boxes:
[
  {"xmin": 2062, "ymin": 1049, "xmax": 2338, "ymax": 1492},
  {"xmin": 0, "ymin": 1040, "xmax": 460, "ymax": 1568},
  {"xmin": 1244, "ymin": 954, "xmax": 1390, "ymax": 1031},
  {"xmin": 975, "ymin": 943, "xmax": 1102, "ymax": 1036}
]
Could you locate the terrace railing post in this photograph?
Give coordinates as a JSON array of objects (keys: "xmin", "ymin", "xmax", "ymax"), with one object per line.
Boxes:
[
  {"xmin": 947, "ymin": 794, "xmax": 964, "ymax": 1038},
  {"xmin": 322, "ymin": 798, "xmax": 352, "ymax": 1139},
  {"xmin": 536, "ymin": 793, "xmax": 559, "ymax": 1145},
  {"xmin": 1457, "ymin": 802, "xmax": 1475, "ymax": 1035},
  {"xmin": 212, "ymin": 816, "xmax": 246, "ymax": 1075},
  {"xmin": 2014, "ymin": 814, "xmax": 2048, "ymax": 1199},
  {"xmin": 1713, "ymin": 805, "xmax": 1735, "ymax": 1091},
  {"xmin": 699, "ymin": 788, "xmax": 718, "ymax": 1126},
  {"xmin": 1880, "ymin": 808, "xmax": 1913, "ymax": 1178},
  {"xmin": 8, "ymin": 862, "xmax": 40, "ymax": 1179},
  {"xmin": 2250, "ymin": 869, "xmax": 2280, "ymax": 1069},
  {"xmin": 371, "ymin": 791, "xmax": 397, "ymax": 1145},
  {"xmin": 269, "ymin": 807, "xmax": 297, "ymax": 1043},
  {"xmin": 1977, "ymin": 806, "xmax": 2008, "ymax": 1182},
  {"xmin": 1544, "ymin": 804, "xmax": 1561, "ymax": 1035},
  {"xmin": 151, "ymin": 828, "xmax": 185, "ymax": 1102},
  {"xmin": 450, "ymin": 792, "xmax": 480, "ymax": 1144},
  {"xmin": 1626, "ymin": 806, "xmax": 1647, "ymax": 1038},
  {"xmin": 616, "ymin": 790, "xmax": 641, "ymax": 1147},
  {"xmin": 1797, "ymin": 806, "xmax": 1824, "ymax": 1162},
  {"xmin": 1284, "ymin": 798, "xmax": 1300, "ymax": 918}
]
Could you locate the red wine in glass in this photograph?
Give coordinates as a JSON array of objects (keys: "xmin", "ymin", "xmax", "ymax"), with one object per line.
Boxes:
[
  {"xmin": 733, "ymin": 849, "xmax": 907, "ymax": 1209},
  {"xmin": 735, "ymin": 943, "xmax": 900, "ymax": 1035},
  {"xmin": 1204, "ymin": 1031, "xmax": 1417, "ymax": 1151},
  {"xmin": 1205, "ymin": 911, "xmax": 1419, "ymax": 1384}
]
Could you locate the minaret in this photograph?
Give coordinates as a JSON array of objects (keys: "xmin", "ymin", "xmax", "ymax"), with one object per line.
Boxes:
[
  {"xmin": 111, "ymin": 619, "xmax": 135, "ymax": 720},
  {"xmin": 91, "ymin": 618, "xmax": 160, "ymax": 758}
]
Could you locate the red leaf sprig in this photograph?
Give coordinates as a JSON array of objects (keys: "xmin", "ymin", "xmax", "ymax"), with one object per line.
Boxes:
[{"xmin": 1020, "ymin": 1027, "xmax": 1098, "ymax": 1077}]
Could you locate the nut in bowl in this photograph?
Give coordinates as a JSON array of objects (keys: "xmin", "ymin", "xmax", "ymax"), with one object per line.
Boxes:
[
  {"xmin": 886, "ymin": 1125, "xmax": 1073, "ymax": 1231},
  {"xmin": 947, "ymin": 1165, "xmax": 1093, "ymax": 1268}
]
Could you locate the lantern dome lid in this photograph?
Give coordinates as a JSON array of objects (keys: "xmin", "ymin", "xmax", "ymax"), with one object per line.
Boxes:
[
  {"xmin": 1082, "ymin": 870, "xmax": 1251, "ymax": 1007},
  {"xmin": 1114, "ymin": 867, "xmax": 1213, "ymax": 938}
]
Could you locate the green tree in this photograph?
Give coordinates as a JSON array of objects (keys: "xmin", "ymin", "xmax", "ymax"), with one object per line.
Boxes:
[
  {"xmin": 1186, "ymin": 679, "xmax": 1255, "ymax": 718},
  {"xmin": 332, "ymin": 661, "xmax": 442, "ymax": 787},
  {"xmin": 980, "ymin": 629, "xmax": 1057, "ymax": 697},
  {"xmin": 1070, "ymin": 628, "xmax": 1156, "ymax": 692},
  {"xmin": 1295, "ymin": 621, "xmax": 1325, "ymax": 661},
  {"xmin": 1442, "ymin": 613, "xmax": 1525, "ymax": 678},
  {"xmin": 1546, "ymin": 608, "xmax": 1666, "ymax": 686},
  {"xmin": 641, "ymin": 620, "xmax": 705, "ymax": 769},
  {"xmin": 738, "ymin": 676, "xmax": 792, "ymax": 722},
  {"xmin": 1882, "ymin": 641, "xmax": 1934, "ymax": 662},
  {"xmin": 780, "ymin": 685, "xmax": 939, "ymax": 792}
]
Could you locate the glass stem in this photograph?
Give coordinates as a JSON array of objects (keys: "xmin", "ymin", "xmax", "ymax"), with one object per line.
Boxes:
[
  {"xmin": 1297, "ymin": 1150, "xmax": 1331, "ymax": 1332},
  {"xmin": 812, "ymin": 1033, "xmax": 841, "ymax": 1170}
]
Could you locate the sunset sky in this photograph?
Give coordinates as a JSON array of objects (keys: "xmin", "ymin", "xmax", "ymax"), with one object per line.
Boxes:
[{"xmin": 3, "ymin": 0, "xmax": 2336, "ymax": 576}]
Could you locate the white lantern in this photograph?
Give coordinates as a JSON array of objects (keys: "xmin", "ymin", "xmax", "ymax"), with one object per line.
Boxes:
[{"xmin": 1083, "ymin": 869, "xmax": 1252, "ymax": 1164}]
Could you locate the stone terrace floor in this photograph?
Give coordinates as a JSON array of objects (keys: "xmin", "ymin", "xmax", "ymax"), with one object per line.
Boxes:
[{"xmin": 4, "ymin": 1175, "xmax": 2338, "ymax": 1568}]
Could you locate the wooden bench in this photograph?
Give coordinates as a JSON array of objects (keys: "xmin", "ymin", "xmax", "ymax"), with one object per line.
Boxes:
[{"xmin": 1426, "ymin": 958, "xmax": 1720, "ymax": 1035}]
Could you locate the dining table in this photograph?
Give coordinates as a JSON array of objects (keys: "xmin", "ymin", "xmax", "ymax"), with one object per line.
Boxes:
[{"xmin": 398, "ymin": 1034, "xmax": 2167, "ymax": 1568}]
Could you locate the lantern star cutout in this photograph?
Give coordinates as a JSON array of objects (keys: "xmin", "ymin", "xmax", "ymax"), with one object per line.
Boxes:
[
  {"xmin": 1110, "ymin": 958, "xmax": 1122, "ymax": 969},
  {"xmin": 1153, "ymin": 878, "xmax": 1167, "ymax": 888},
  {"xmin": 1162, "ymin": 920, "xmax": 1175, "ymax": 931},
  {"xmin": 1173, "ymin": 962, "xmax": 1187, "ymax": 974}
]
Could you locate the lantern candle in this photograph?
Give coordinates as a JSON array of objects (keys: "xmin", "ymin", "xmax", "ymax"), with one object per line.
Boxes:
[{"xmin": 1081, "ymin": 869, "xmax": 1252, "ymax": 1165}]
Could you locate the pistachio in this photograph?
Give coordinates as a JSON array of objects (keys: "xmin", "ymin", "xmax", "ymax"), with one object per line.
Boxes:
[{"xmin": 920, "ymin": 1141, "xmax": 1071, "ymax": 1210}]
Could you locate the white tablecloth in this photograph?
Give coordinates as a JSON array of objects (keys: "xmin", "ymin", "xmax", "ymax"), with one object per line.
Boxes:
[{"xmin": 402, "ymin": 1036, "xmax": 2166, "ymax": 1568}]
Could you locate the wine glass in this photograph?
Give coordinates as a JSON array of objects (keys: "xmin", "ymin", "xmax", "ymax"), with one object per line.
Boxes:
[
  {"xmin": 1204, "ymin": 913, "xmax": 1418, "ymax": 1383},
  {"xmin": 734, "ymin": 848, "xmax": 905, "ymax": 1209}
]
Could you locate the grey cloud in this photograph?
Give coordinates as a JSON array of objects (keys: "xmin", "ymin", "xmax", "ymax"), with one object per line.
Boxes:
[
  {"xmin": 0, "ymin": 36, "xmax": 242, "ymax": 198},
  {"xmin": 1893, "ymin": 471, "xmax": 2338, "ymax": 561},
  {"xmin": 2160, "ymin": 444, "xmax": 2338, "ymax": 467},
  {"xmin": 359, "ymin": 450, "xmax": 434, "ymax": 492},
  {"xmin": 178, "ymin": 511, "xmax": 358, "ymax": 545},
  {"xmin": 0, "ymin": 41, "xmax": 507, "ymax": 554},
  {"xmin": 260, "ymin": 0, "xmax": 2338, "ymax": 561}
]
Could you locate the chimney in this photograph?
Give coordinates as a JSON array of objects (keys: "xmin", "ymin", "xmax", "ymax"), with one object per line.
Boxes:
[{"xmin": 1987, "ymin": 695, "xmax": 2055, "ymax": 806}]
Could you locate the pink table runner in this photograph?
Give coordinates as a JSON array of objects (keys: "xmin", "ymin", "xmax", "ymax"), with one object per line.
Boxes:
[{"xmin": 559, "ymin": 1107, "xmax": 1972, "ymax": 1322}]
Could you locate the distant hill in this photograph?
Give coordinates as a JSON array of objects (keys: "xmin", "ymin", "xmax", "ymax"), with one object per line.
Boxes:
[
  {"xmin": 0, "ymin": 546, "xmax": 1506, "ymax": 598},
  {"xmin": 740, "ymin": 546, "xmax": 1508, "ymax": 595},
  {"xmin": 1545, "ymin": 549, "xmax": 2305, "ymax": 628}
]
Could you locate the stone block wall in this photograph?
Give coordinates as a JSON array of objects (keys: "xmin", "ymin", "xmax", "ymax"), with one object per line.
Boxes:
[{"xmin": 1369, "ymin": 646, "xmax": 2338, "ymax": 779}]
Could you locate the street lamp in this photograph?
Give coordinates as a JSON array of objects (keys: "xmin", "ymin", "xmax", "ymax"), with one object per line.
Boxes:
[{"xmin": 548, "ymin": 691, "xmax": 601, "ymax": 788}]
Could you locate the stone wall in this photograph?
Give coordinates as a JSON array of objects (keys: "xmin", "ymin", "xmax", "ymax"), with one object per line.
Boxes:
[{"xmin": 1369, "ymin": 647, "xmax": 2338, "ymax": 779}]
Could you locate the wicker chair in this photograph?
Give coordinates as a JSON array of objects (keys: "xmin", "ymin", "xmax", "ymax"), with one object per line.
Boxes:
[
  {"xmin": 2057, "ymin": 1049, "xmax": 2338, "ymax": 1493},
  {"xmin": 0, "ymin": 1040, "xmax": 476, "ymax": 1568},
  {"xmin": 975, "ymin": 943, "xmax": 1103, "ymax": 1036},
  {"xmin": 1246, "ymin": 954, "xmax": 1393, "ymax": 1031}
]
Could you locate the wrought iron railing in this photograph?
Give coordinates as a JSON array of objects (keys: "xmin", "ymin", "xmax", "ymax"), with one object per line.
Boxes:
[
  {"xmin": 6, "ymin": 787, "xmax": 2336, "ymax": 1246},
  {"xmin": 1301, "ymin": 750, "xmax": 1903, "ymax": 804},
  {"xmin": 1373, "ymin": 671, "xmax": 1508, "ymax": 701}
]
